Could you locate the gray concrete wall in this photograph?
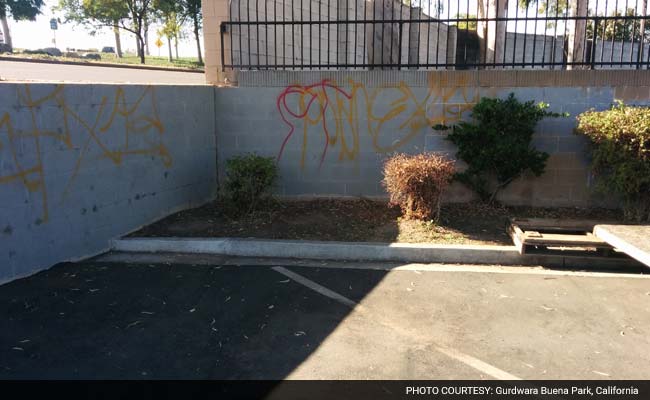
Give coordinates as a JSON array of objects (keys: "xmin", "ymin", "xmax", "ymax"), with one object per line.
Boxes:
[
  {"xmin": 217, "ymin": 70, "xmax": 650, "ymax": 207},
  {"xmin": 0, "ymin": 83, "xmax": 217, "ymax": 283}
]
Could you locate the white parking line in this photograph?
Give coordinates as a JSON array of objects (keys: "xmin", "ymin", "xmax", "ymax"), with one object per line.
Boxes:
[{"xmin": 272, "ymin": 266, "xmax": 522, "ymax": 380}]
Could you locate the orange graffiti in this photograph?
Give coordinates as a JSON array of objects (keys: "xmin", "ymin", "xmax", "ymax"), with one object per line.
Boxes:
[
  {"xmin": 0, "ymin": 85, "xmax": 171, "ymax": 223},
  {"xmin": 277, "ymin": 78, "xmax": 479, "ymax": 169}
]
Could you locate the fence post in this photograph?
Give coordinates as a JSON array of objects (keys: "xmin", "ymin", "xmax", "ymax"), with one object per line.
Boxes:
[{"xmin": 202, "ymin": 0, "xmax": 236, "ymax": 85}]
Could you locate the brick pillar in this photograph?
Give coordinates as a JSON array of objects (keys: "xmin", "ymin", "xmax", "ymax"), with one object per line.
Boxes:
[{"xmin": 202, "ymin": 0, "xmax": 236, "ymax": 84}]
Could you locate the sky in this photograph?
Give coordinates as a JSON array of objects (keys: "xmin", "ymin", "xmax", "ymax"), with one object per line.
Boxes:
[{"xmin": 4, "ymin": 0, "xmax": 202, "ymax": 58}]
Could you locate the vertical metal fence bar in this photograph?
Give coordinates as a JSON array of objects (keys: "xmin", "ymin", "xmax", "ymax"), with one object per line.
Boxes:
[
  {"xmin": 274, "ymin": 0, "xmax": 278, "ymax": 69},
  {"xmin": 436, "ymin": 0, "xmax": 448, "ymax": 69},
  {"xmin": 503, "ymin": 0, "xmax": 509, "ymax": 67},
  {"xmin": 398, "ymin": 21, "xmax": 403, "ymax": 69},
  {"xmin": 463, "ymin": 0, "xmax": 469, "ymax": 67},
  {"xmin": 354, "ymin": 0, "xmax": 358, "ymax": 68},
  {"xmin": 523, "ymin": 2, "xmax": 530, "ymax": 68},
  {"xmin": 239, "ymin": 0, "xmax": 244, "ymax": 68},
  {"xmin": 532, "ymin": 1, "xmax": 539, "ymax": 68},
  {"xmin": 307, "ymin": 0, "xmax": 314, "ymax": 69},
  {"xmin": 638, "ymin": 5, "xmax": 647, "ymax": 68},
  {"xmin": 551, "ymin": 0, "xmax": 559, "ymax": 68},
  {"xmin": 433, "ymin": 1, "xmax": 440, "ymax": 68},
  {"xmin": 630, "ymin": 0, "xmax": 638, "ymax": 66},
  {"xmin": 417, "ymin": 0, "xmax": 422, "ymax": 67},
  {"xmin": 256, "ymin": 0, "xmax": 260, "ymax": 69},
  {"xmin": 541, "ymin": 0, "xmax": 548, "ymax": 67},
  {"xmin": 562, "ymin": 0, "xmax": 569, "ymax": 68},
  {"xmin": 319, "ymin": 0, "xmax": 322, "ymax": 69},
  {"xmin": 229, "ymin": 0, "xmax": 234, "ymax": 68},
  {"xmin": 363, "ymin": 0, "xmax": 367, "ymax": 67},
  {"xmin": 300, "ymin": 0, "xmax": 304, "ymax": 69},
  {"xmin": 591, "ymin": 17, "xmax": 599, "ymax": 68},
  {"xmin": 282, "ymin": 0, "xmax": 286, "ymax": 68},
  {"xmin": 381, "ymin": 0, "xmax": 385, "ymax": 68},
  {"xmin": 221, "ymin": 22, "xmax": 226, "ymax": 70},
  {"xmin": 247, "ymin": 0, "xmax": 251, "ymax": 68},
  {"xmin": 581, "ymin": 1, "xmax": 590, "ymax": 68},
  {"xmin": 600, "ymin": 0, "xmax": 607, "ymax": 67},
  {"xmin": 328, "ymin": 0, "xmax": 331, "ymax": 69},
  {"xmin": 291, "ymin": 0, "xmax": 295, "ymax": 69},
  {"xmin": 621, "ymin": 0, "xmax": 628, "ymax": 64},
  {"xmin": 390, "ymin": 0, "xmax": 394, "ymax": 68},
  {"xmin": 511, "ymin": 0, "xmax": 518, "ymax": 68},
  {"xmin": 610, "ymin": 0, "xmax": 619, "ymax": 66},
  {"xmin": 429, "ymin": 1, "xmax": 435, "ymax": 68}
]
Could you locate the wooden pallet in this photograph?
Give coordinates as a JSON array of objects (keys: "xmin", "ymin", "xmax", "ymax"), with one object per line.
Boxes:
[{"xmin": 508, "ymin": 218, "xmax": 627, "ymax": 258}]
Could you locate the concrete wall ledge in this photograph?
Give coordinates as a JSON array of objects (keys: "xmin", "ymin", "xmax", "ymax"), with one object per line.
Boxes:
[
  {"xmin": 111, "ymin": 237, "xmax": 641, "ymax": 270},
  {"xmin": 236, "ymin": 69, "xmax": 650, "ymax": 88}
]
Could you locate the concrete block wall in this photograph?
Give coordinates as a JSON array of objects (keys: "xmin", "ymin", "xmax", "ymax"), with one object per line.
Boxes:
[
  {"xmin": 217, "ymin": 69, "xmax": 650, "ymax": 207},
  {"xmin": 0, "ymin": 83, "xmax": 217, "ymax": 283}
]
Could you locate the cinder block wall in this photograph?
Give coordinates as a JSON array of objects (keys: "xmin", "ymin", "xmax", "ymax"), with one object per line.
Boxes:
[
  {"xmin": 0, "ymin": 83, "xmax": 217, "ymax": 283},
  {"xmin": 215, "ymin": 70, "xmax": 650, "ymax": 206}
]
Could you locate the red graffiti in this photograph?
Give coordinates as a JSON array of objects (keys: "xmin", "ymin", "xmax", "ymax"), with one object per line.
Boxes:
[{"xmin": 276, "ymin": 79, "xmax": 353, "ymax": 169}]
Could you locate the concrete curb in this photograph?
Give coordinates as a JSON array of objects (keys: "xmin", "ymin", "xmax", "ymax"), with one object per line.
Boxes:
[
  {"xmin": 0, "ymin": 55, "xmax": 205, "ymax": 74},
  {"xmin": 111, "ymin": 237, "xmax": 642, "ymax": 269}
]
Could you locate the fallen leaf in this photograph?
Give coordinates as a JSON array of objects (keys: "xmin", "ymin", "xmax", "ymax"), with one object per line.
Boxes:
[
  {"xmin": 540, "ymin": 305, "xmax": 555, "ymax": 311},
  {"xmin": 294, "ymin": 331, "xmax": 306, "ymax": 337},
  {"xmin": 189, "ymin": 308, "xmax": 196, "ymax": 313},
  {"xmin": 277, "ymin": 279, "xmax": 290, "ymax": 284}
]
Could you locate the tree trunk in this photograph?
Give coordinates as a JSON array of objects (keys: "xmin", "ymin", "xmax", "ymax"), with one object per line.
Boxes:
[
  {"xmin": 113, "ymin": 26, "xmax": 123, "ymax": 58},
  {"xmin": 567, "ymin": 0, "xmax": 588, "ymax": 69},
  {"xmin": 193, "ymin": 15, "xmax": 203, "ymax": 64},
  {"xmin": 485, "ymin": 0, "xmax": 508, "ymax": 66},
  {"xmin": 174, "ymin": 35, "xmax": 179, "ymax": 59},
  {"xmin": 135, "ymin": 35, "xmax": 141, "ymax": 58},
  {"xmin": 144, "ymin": 20, "xmax": 151, "ymax": 56},
  {"xmin": 1, "ymin": 14, "xmax": 12, "ymax": 51},
  {"xmin": 167, "ymin": 36, "xmax": 173, "ymax": 62}
]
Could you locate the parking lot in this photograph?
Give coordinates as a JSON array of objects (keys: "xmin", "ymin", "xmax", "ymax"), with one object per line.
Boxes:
[{"xmin": 1, "ymin": 253, "xmax": 650, "ymax": 380}]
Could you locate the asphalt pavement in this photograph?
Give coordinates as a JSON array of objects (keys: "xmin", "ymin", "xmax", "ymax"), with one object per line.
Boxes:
[
  {"xmin": 1, "ymin": 253, "xmax": 649, "ymax": 380},
  {"xmin": 0, "ymin": 60, "xmax": 206, "ymax": 84}
]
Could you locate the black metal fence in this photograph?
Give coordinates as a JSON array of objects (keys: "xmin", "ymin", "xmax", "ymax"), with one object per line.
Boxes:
[{"xmin": 220, "ymin": 0, "xmax": 650, "ymax": 70}]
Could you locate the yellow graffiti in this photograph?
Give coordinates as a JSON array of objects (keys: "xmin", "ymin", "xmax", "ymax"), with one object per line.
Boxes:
[
  {"xmin": 276, "ymin": 77, "xmax": 479, "ymax": 169},
  {"xmin": 0, "ymin": 85, "xmax": 171, "ymax": 223}
]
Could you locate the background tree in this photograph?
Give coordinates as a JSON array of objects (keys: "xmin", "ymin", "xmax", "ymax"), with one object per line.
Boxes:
[
  {"xmin": 0, "ymin": 0, "xmax": 45, "ymax": 51},
  {"xmin": 56, "ymin": 0, "xmax": 127, "ymax": 57},
  {"xmin": 182, "ymin": 0, "xmax": 202, "ymax": 65},
  {"xmin": 56, "ymin": 0, "xmax": 153, "ymax": 63}
]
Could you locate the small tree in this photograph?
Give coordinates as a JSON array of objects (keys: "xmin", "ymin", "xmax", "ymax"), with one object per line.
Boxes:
[
  {"xmin": 438, "ymin": 93, "xmax": 566, "ymax": 203},
  {"xmin": 576, "ymin": 102, "xmax": 650, "ymax": 221},
  {"xmin": 382, "ymin": 153, "xmax": 455, "ymax": 222},
  {"xmin": 1, "ymin": 0, "xmax": 45, "ymax": 51},
  {"xmin": 56, "ymin": 0, "xmax": 153, "ymax": 64}
]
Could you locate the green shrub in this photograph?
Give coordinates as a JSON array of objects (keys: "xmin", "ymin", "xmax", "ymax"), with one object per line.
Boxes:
[
  {"xmin": 575, "ymin": 101, "xmax": 650, "ymax": 221},
  {"xmin": 436, "ymin": 93, "xmax": 566, "ymax": 203},
  {"xmin": 382, "ymin": 153, "xmax": 456, "ymax": 221},
  {"xmin": 223, "ymin": 153, "xmax": 278, "ymax": 215}
]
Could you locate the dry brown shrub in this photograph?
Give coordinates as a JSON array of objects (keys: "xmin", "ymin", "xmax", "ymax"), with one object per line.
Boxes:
[{"xmin": 382, "ymin": 153, "xmax": 455, "ymax": 221}]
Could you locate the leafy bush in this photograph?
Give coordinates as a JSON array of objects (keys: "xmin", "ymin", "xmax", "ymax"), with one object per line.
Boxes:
[
  {"xmin": 437, "ymin": 93, "xmax": 566, "ymax": 203},
  {"xmin": 382, "ymin": 153, "xmax": 455, "ymax": 221},
  {"xmin": 223, "ymin": 154, "xmax": 278, "ymax": 215},
  {"xmin": 575, "ymin": 101, "xmax": 650, "ymax": 221}
]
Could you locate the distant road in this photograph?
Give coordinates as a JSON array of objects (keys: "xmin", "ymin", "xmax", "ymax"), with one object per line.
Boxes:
[{"xmin": 0, "ymin": 60, "xmax": 206, "ymax": 84}]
